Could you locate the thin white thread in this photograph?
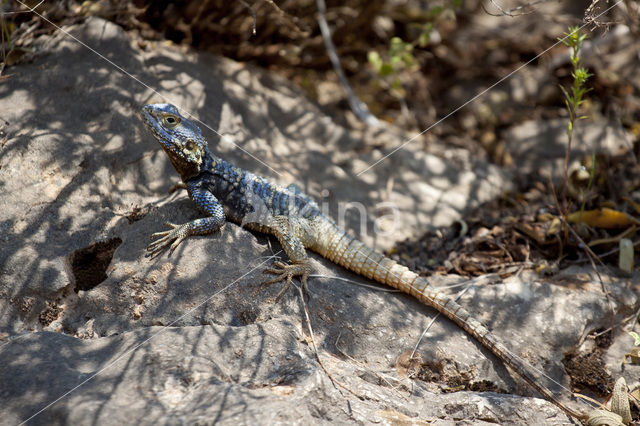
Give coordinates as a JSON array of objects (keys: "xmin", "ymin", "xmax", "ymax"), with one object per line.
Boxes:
[
  {"xmin": 411, "ymin": 284, "xmax": 471, "ymax": 358},
  {"xmin": 19, "ymin": 253, "xmax": 280, "ymax": 425},
  {"xmin": 356, "ymin": 0, "xmax": 624, "ymax": 176},
  {"xmin": 13, "ymin": 0, "xmax": 281, "ymax": 177},
  {"xmin": 3, "ymin": 0, "xmax": 43, "ymax": 15}
]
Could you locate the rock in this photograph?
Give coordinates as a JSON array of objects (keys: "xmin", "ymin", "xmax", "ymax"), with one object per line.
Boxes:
[
  {"xmin": 1, "ymin": 16, "xmax": 639, "ymax": 425},
  {"xmin": 0, "ymin": 327, "xmax": 573, "ymax": 425},
  {"xmin": 503, "ymin": 117, "xmax": 633, "ymax": 180},
  {"xmin": 0, "ymin": 13, "xmax": 509, "ymax": 332}
]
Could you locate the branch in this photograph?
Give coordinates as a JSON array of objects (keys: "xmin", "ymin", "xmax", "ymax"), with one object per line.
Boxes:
[{"xmin": 316, "ymin": 0, "xmax": 381, "ymax": 128}]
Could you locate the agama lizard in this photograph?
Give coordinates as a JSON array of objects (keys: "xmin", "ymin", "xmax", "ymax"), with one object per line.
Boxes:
[{"xmin": 140, "ymin": 103, "xmax": 586, "ymax": 419}]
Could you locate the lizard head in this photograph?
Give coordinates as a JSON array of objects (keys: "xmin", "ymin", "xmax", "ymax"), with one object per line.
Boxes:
[{"xmin": 141, "ymin": 103, "xmax": 206, "ymax": 180}]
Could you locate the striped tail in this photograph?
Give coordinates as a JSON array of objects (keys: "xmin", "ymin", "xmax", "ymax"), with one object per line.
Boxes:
[{"xmin": 313, "ymin": 224, "xmax": 585, "ymax": 419}]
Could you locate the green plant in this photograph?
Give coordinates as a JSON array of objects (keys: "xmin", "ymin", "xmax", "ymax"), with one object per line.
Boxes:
[
  {"xmin": 367, "ymin": 37, "xmax": 416, "ymax": 98},
  {"xmin": 367, "ymin": 1, "xmax": 461, "ymax": 100},
  {"xmin": 559, "ymin": 26, "xmax": 592, "ymax": 214}
]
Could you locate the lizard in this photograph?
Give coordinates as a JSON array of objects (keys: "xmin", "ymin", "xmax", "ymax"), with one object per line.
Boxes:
[{"xmin": 140, "ymin": 102, "xmax": 586, "ymax": 420}]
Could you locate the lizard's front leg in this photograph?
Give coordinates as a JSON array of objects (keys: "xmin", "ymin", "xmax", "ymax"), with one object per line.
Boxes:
[
  {"xmin": 147, "ymin": 182, "xmax": 226, "ymax": 257},
  {"xmin": 260, "ymin": 215, "xmax": 314, "ymax": 300}
]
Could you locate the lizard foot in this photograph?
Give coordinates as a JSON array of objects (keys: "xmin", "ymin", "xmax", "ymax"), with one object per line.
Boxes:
[
  {"xmin": 146, "ymin": 222, "xmax": 189, "ymax": 257},
  {"xmin": 263, "ymin": 261, "xmax": 310, "ymax": 301}
]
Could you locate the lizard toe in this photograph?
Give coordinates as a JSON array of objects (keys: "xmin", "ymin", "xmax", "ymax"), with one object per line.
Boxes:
[{"xmin": 262, "ymin": 261, "xmax": 311, "ymax": 300}]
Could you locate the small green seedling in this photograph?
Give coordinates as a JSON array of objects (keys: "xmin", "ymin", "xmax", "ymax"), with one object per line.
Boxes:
[{"xmin": 559, "ymin": 26, "xmax": 593, "ymax": 214}]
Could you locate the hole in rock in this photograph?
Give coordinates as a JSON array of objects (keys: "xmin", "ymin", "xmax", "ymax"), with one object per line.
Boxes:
[{"xmin": 70, "ymin": 238, "xmax": 122, "ymax": 292}]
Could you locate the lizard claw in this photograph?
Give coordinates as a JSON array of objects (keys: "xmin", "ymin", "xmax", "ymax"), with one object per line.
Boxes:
[
  {"xmin": 146, "ymin": 222, "xmax": 188, "ymax": 257},
  {"xmin": 263, "ymin": 261, "xmax": 311, "ymax": 301}
]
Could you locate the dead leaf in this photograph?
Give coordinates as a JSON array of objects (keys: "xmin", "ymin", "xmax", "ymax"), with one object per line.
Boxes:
[
  {"xmin": 623, "ymin": 347, "xmax": 640, "ymax": 365},
  {"xmin": 567, "ymin": 208, "xmax": 639, "ymax": 229}
]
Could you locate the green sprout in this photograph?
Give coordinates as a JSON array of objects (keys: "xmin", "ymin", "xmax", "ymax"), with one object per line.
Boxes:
[
  {"xmin": 367, "ymin": 1, "xmax": 460, "ymax": 102},
  {"xmin": 559, "ymin": 26, "xmax": 592, "ymax": 214}
]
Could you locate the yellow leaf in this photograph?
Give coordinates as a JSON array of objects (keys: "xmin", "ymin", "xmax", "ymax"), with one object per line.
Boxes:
[{"xmin": 567, "ymin": 208, "xmax": 640, "ymax": 228}]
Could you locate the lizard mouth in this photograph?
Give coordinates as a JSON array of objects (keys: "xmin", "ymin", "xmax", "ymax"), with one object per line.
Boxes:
[{"xmin": 140, "ymin": 105, "xmax": 171, "ymax": 144}]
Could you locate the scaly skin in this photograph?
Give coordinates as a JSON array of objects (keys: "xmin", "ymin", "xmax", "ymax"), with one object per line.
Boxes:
[{"xmin": 140, "ymin": 103, "xmax": 586, "ymax": 420}]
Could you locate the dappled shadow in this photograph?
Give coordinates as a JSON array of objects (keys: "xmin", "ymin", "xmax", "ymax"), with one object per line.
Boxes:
[
  {"xmin": 0, "ymin": 324, "xmax": 305, "ymax": 424},
  {"xmin": 0, "ymin": 14, "xmax": 624, "ymax": 424}
]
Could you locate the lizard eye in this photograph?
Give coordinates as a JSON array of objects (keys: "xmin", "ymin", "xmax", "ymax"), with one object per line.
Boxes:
[{"xmin": 162, "ymin": 115, "xmax": 181, "ymax": 128}]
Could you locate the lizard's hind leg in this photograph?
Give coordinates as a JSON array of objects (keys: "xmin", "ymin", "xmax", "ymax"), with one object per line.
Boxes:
[{"xmin": 261, "ymin": 215, "xmax": 314, "ymax": 300}]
